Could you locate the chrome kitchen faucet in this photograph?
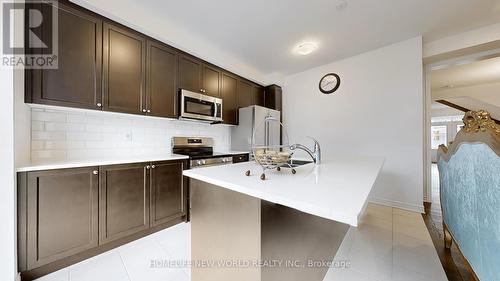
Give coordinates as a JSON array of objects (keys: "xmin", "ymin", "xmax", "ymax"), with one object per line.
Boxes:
[{"xmin": 290, "ymin": 137, "xmax": 321, "ymax": 164}]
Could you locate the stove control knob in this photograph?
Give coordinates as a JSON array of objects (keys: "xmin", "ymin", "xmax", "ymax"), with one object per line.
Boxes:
[
  {"xmin": 201, "ymin": 160, "xmax": 206, "ymax": 165},
  {"xmin": 222, "ymin": 158, "xmax": 227, "ymax": 163},
  {"xmin": 196, "ymin": 160, "xmax": 202, "ymax": 166}
]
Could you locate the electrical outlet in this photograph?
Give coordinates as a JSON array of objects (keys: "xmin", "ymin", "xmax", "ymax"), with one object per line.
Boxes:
[{"xmin": 124, "ymin": 132, "xmax": 132, "ymax": 141}]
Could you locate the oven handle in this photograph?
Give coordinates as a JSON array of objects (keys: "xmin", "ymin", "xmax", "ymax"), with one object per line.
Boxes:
[{"xmin": 191, "ymin": 160, "xmax": 233, "ymax": 169}]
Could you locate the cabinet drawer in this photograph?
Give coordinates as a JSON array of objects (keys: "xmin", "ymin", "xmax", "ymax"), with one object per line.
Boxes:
[{"xmin": 233, "ymin": 154, "xmax": 249, "ymax": 163}]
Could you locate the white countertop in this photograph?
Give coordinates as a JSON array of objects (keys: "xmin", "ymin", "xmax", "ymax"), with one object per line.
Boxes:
[
  {"xmin": 16, "ymin": 154, "xmax": 189, "ymax": 172},
  {"xmin": 184, "ymin": 156, "xmax": 384, "ymax": 227}
]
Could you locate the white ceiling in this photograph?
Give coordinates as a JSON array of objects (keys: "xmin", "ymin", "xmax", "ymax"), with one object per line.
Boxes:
[
  {"xmin": 431, "ymin": 56, "xmax": 500, "ymax": 90},
  {"xmin": 446, "ymin": 96, "xmax": 500, "ymax": 120},
  {"xmin": 78, "ymin": 0, "xmax": 500, "ymax": 78}
]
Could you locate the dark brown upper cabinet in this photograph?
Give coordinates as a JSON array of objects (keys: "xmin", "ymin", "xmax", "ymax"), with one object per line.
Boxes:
[
  {"xmin": 99, "ymin": 163, "xmax": 150, "ymax": 244},
  {"xmin": 202, "ymin": 65, "xmax": 221, "ymax": 98},
  {"xmin": 237, "ymin": 79, "xmax": 254, "ymax": 108},
  {"xmin": 146, "ymin": 41, "xmax": 178, "ymax": 118},
  {"xmin": 253, "ymin": 85, "xmax": 265, "ymax": 107},
  {"xmin": 24, "ymin": 2, "xmax": 268, "ymax": 121},
  {"xmin": 221, "ymin": 72, "xmax": 238, "ymax": 125},
  {"xmin": 103, "ymin": 22, "xmax": 147, "ymax": 115},
  {"xmin": 25, "ymin": 2, "xmax": 102, "ymax": 110},
  {"xmin": 178, "ymin": 54, "xmax": 222, "ymax": 97},
  {"xmin": 150, "ymin": 161, "xmax": 186, "ymax": 226},
  {"xmin": 264, "ymin": 84, "xmax": 282, "ymax": 111},
  {"xmin": 178, "ymin": 54, "xmax": 202, "ymax": 93},
  {"xmin": 19, "ymin": 167, "xmax": 99, "ymax": 270}
]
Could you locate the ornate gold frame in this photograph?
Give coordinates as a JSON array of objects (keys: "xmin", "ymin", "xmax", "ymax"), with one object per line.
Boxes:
[{"xmin": 437, "ymin": 110, "xmax": 500, "ymax": 162}]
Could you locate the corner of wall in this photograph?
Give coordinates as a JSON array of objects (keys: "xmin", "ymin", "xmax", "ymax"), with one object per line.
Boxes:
[{"xmin": 14, "ymin": 68, "xmax": 31, "ymax": 167}]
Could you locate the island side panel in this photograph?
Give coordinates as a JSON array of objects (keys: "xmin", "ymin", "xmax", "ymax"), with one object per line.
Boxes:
[
  {"xmin": 190, "ymin": 179, "xmax": 262, "ymax": 281},
  {"xmin": 261, "ymin": 201, "xmax": 349, "ymax": 281}
]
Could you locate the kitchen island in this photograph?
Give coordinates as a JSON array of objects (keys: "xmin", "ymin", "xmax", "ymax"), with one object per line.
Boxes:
[{"xmin": 183, "ymin": 156, "xmax": 384, "ymax": 281}]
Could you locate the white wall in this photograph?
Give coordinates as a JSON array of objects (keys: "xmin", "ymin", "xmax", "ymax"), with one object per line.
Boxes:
[
  {"xmin": 29, "ymin": 106, "xmax": 232, "ymax": 163},
  {"xmin": 0, "ymin": 65, "xmax": 17, "ymax": 281},
  {"xmin": 283, "ymin": 37, "xmax": 424, "ymax": 212}
]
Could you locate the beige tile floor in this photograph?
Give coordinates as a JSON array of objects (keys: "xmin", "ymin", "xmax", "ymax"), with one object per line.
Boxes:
[{"xmin": 36, "ymin": 203, "xmax": 447, "ymax": 281}]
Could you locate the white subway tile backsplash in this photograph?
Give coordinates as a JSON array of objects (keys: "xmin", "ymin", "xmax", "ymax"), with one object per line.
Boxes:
[
  {"xmin": 31, "ymin": 140, "xmax": 44, "ymax": 150},
  {"xmin": 86, "ymin": 140, "xmax": 115, "ymax": 149},
  {"xmin": 67, "ymin": 112, "xmax": 87, "ymax": 123},
  {"xmin": 30, "ymin": 107, "xmax": 232, "ymax": 162},
  {"xmin": 67, "ymin": 132, "xmax": 102, "ymax": 141},
  {"xmin": 85, "ymin": 124, "xmax": 117, "ymax": 133},
  {"xmin": 32, "ymin": 131, "xmax": 66, "ymax": 141},
  {"xmin": 32, "ymin": 121, "xmax": 44, "ymax": 131},
  {"xmin": 67, "ymin": 141, "xmax": 85, "ymax": 149},
  {"xmin": 32, "ymin": 111, "xmax": 66, "ymax": 122},
  {"xmin": 45, "ymin": 122, "xmax": 85, "ymax": 132},
  {"xmin": 45, "ymin": 141, "xmax": 67, "ymax": 150},
  {"xmin": 32, "ymin": 150, "xmax": 67, "ymax": 160}
]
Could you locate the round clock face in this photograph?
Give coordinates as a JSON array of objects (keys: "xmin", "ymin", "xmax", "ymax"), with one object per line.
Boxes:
[{"xmin": 319, "ymin": 73, "xmax": 341, "ymax": 94}]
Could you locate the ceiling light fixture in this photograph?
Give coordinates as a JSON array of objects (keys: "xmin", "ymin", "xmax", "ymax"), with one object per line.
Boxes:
[
  {"xmin": 294, "ymin": 42, "xmax": 318, "ymax": 55},
  {"xmin": 336, "ymin": 0, "xmax": 348, "ymax": 11}
]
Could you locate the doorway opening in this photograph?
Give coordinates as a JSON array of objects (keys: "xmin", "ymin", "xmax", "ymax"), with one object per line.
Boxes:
[{"xmin": 422, "ymin": 44, "xmax": 500, "ymax": 281}]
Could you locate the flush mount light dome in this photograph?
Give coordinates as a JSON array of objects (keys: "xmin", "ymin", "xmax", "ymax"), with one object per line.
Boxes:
[{"xmin": 295, "ymin": 42, "xmax": 318, "ymax": 55}]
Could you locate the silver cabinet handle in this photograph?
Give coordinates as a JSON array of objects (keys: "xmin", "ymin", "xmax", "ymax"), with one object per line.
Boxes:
[
  {"xmin": 92, "ymin": 170, "xmax": 98, "ymax": 175},
  {"xmin": 142, "ymin": 109, "xmax": 147, "ymax": 113},
  {"xmin": 151, "ymin": 165, "xmax": 156, "ymax": 169},
  {"xmin": 146, "ymin": 165, "xmax": 151, "ymax": 169},
  {"xmin": 96, "ymin": 103, "xmax": 102, "ymax": 107},
  {"xmin": 147, "ymin": 109, "xmax": 151, "ymax": 113}
]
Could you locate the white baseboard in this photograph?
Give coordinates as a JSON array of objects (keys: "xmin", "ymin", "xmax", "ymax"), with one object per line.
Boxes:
[{"xmin": 369, "ymin": 197, "xmax": 425, "ymax": 213}]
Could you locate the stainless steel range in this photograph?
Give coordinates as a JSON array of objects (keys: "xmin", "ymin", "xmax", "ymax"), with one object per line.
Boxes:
[{"xmin": 172, "ymin": 137, "xmax": 233, "ymax": 168}]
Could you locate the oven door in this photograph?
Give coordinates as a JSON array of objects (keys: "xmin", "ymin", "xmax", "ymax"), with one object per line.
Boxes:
[{"xmin": 180, "ymin": 90, "xmax": 223, "ymax": 122}]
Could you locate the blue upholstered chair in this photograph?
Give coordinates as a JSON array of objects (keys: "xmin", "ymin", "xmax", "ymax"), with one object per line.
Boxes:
[{"xmin": 437, "ymin": 110, "xmax": 500, "ymax": 281}]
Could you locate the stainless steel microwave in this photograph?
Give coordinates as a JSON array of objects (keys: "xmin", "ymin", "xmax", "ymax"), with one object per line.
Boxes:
[{"xmin": 179, "ymin": 89, "xmax": 223, "ymax": 123}]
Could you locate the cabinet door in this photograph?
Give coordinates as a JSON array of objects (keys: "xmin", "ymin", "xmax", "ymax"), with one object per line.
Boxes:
[
  {"xmin": 238, "ymin": 80, "xmax": 254, "ymax": 108},
  {"xmin": 103, "ymin": 23, "xmax": 146, "ymax": 114},
  {"xmin": 27, "ymin": 2, "xmax": 102, "ymax": 109},
  {"xmin": 25, "ymin": 167, "xmax": 99, "ymax": 270},
  {"xmin": 146, "ymin": 41, "xmax": 178, "ymax": 118},
  {"xmin": 253, "ymin": 85, "xmax": 265, "ymax": 107},
  {"xmin": 150, "ymin": 161, "xmax": 186, "ymax": 226},
  {"xmin": 202, "ymin": 65, "xmax": 221, "ymax": 97},
  {"xmin": 264, "ymin": 85, "xmax": 282, "ymax": 111},
  {"xmin": 221, "ymin": 73, "xmax": 238, "ymax": 125},
  {"xmin": 178, "ymin": 54, "xmax": 202, "ymax": 93},
  {"xmin": 99, "ymin": 163, "xmax": 150, "ymax": 244}
]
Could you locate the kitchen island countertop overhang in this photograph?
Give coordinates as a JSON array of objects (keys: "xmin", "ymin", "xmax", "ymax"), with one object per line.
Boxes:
[{"xmin": 183, "ymin": 155, "xmax": 385, "ymax": 227}]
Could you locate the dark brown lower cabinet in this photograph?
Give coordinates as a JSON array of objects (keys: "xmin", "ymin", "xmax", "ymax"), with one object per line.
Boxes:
[
  {"xmin": 99, "ymin": 163, "xmax": 150, "ymax": 244},
  {"xmin": 18, "ymin": 159, "xmax": 187, "ymax": 280},
  {"xmin": 233, "ymin": 153, "xmax": 250, "ymax": 163},
  {"xmin": 18, "ymin": 167, "xmax": 99, "ymax": 271},
  {"xmin": 150, "ymin": 161, "xmax": 186, "ymax": 226}
]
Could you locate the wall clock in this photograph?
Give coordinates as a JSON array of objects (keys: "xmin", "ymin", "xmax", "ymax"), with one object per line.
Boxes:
[{"xmin": 319, "ymin": 73, "xmax": 341, "ymax": 94}]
